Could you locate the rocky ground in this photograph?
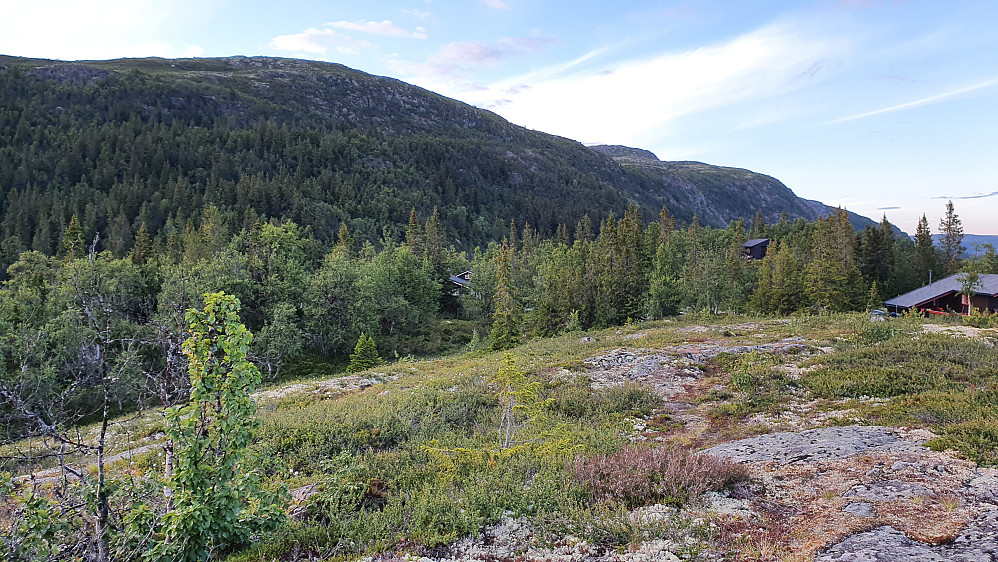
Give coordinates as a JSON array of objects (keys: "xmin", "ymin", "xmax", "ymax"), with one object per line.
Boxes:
[
  {"xmin": 379, "ymin": 329, "xmax": 998, "ymax": 561},
  {"xmin": 22, "ymin": 323, "xmax": 997, "ymax": 560}
]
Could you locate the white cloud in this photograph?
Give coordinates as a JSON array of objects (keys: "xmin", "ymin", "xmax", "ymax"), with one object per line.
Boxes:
[
  {"xmin": 388, "ymin": 36, "xmax": 557, "ymax": 89},
  {"xmin": 327, "ymin": 20, "xmax": 428, "ymax": 40},
  {"xmin": 402, "ymin": 9, "xmax": 432, "ymax": 21},
  {"xmin": 434, "ymin": 37, "xmax": 555, "ymax": 66},
  {"xmin": 481, "ymin": 0, "xmax": 510, "ymax": 9},
  {"xmin": 452, "ymin": 21, "xmax": 849, "ymax": 146},
  {"xmin": 831, "ymin": 78, "xmax": 998, "ymax": 123},
  {"xmin": 0, "ymin": 0, "xmax": 214, "ymax": 60},
  {"xmin": 270, "ymin": 28, "xmax": 373, "ymax": 55},
  {"xmin": 270, "ymin": 20, "xmax": 429, "ymax": 57},
  {"xmin": 385, "ymin": 58, "xmax": 473, "ymax": 83}
]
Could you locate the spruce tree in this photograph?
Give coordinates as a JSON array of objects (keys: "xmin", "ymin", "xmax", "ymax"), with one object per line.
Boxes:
[
  {"xmin": 335, "ymin": 222, "xmax": 354, "ymax": 254},
  {"xmin": 805, "ymin": 212, "xmax": 864, "ymax": 312},
  {"xmin": 658, "ymin": 206, "xmax": 676, "ymax": 243},
  {"xmin": 750, "ymin": 210, "xmax": 767, "ymax": 239},
  {"xmin": 130, "ymin": 221, "xmax": 151, "ymax": 264},
  {"xmin": 575, "ymin": 214, "xmax": 594, "ymax": 243},
  {"xmin": 62, "ymin": 214, "xmax": 85, "ymax": 259},
  {"xmin": 879, "ymin": 215, "xmax": 896, "ymax": 295},
  {"xmin": 405, "ymin": 208, "xmax": 422, "ymax": 254},
  {"xmin": 347, "ymin": 333, "xmax": 383, "ymax": 372},
  {"xmin": 915, "ymin": 214, "xmax": 936, "ymax": 285},
  {"xmin": 490, "ymin": 242, "xmax": 519, "ymax": 351},
  {"xmin": 939, "ymin": 200, "xmax": 964, "ymax": 274}
]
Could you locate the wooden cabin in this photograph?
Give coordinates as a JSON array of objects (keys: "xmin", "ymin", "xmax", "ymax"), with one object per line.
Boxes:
[
  {"xmin": 885, "ymin": 273, "xmax": 998, "ymax": 314},
  {"xmin": 742, "ymin": 238, "xmax": 770, "ymax": 260}
]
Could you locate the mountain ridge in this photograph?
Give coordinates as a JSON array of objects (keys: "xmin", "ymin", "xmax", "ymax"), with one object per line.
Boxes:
[
  {"xmin": 590, "ymin": 144, "xmax": 898, "ymax": 234},
  {"xmin": 0, "ymin": 54, "xmax": 892, "ymax": 267}
]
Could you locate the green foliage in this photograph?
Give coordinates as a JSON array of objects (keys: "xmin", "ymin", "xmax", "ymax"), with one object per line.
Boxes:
[
  {"xmin": 957, "ymin": 271, "xmax": 983, "ymax": 314},
  {"xmin": 347, "ymin": 333, "xmax": 383, "ymax": 373},
  {"xmin": 914, "ymin": 213, "xmax": 936, "ymax": 286},
  {"xmin": 804, "ymin": 210, "xmax": 865, "ymax": 313},
  {"xmin": 489, "ymin": 243, "xmax": 519, "ymax": 351},
  {"xmin": 804, "ymin": 333, "xmax": 997, "ymax": 399},
  {"xmin": 1, "ymin": 476, "xmax": 72, "ymax": 561},
  {"xmin": 490, "ymin": 354, "xmax": 546, "ymax": 449},
  {"xmin": 465, "ymin": 328, "xmax": 482, "ymax": 352},
  {"xmin": 156, "ymin": 292, "xmax": 284, "ymax": 561},
  {"xmin": 545, "ymin": 382, "xmax": 661, "ymax": 421},
  {"xmin": 939, "ymin": 200, "xmax": 965, "ymax": 274},
  {"xmin": 562, "ymin": 502, "xmax": 710, "ymax": 553},
  {"xmin": 709, "ymin": 351, "xmax": 796, "ymax": 419},
  {"xmin": 852, "ymin": 310, "xmax": 924, "ymax": 345},
  {"xmin": 0, "ymin": 56, "xmax": 642, "ymax": 278},
  {"xmin": 963, "ymin": 307, "xmax": 998, "ymax": 328}
]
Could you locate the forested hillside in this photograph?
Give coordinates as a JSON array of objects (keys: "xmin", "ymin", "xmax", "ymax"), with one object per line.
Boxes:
[
  {"xmin": 5, "ymin": 54, "xmax": 998, "ymax": 562},
  {"xmin": 0, "ymin": 55, "xmax": 884, "ymax": 278}
]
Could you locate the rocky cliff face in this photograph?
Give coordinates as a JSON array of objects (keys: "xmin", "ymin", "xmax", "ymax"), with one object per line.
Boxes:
[
  {"xmin": 592, "ymin": 144, "xmax": 890, "ymax": 232},
  {"xmin": 590, "ymin": 144, "xmax": 660, "ymax": 161}
]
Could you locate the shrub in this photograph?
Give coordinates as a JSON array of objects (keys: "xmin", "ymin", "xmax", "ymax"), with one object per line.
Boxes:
[
  {"xmin": 571, "ymin": 446, "xmax": 748, "ymax": 508},
  {"xmin": 803, "ymin": 334, "xmax": 997, "ymax": 399},
  {"xmin": 567, "ymin": 502, "xmax": 711, "ymax": 552},
  {"xmin": 545, "ymin": 382, "xmax": 661, "ymax": 421},
  {"xmin": 347, "ymin": 333, "xmax": 383, "ymax": 373},
  {"xmin": 853, "ymin": 311, "xmax": 923, "ymax": 344},
  {"xmin": 963, "ymin": 308, "xmax": 998, "ymax": 329}
]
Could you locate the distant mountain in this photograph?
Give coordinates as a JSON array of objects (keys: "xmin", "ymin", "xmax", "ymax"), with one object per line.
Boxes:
[
  {"xmin": 0, "ymin": 55, "xmax": 891, "ymax": 268},
  {"xmin": 590, "ymin": 145, "xmax": 893, "ymax": 233},
  {"xmin": 589, "ymin": 145, "xmax": 660, "ymax": 161},
  {"xmin": 930, "ymin": 234, "xmax": 998, "ymax": 256}
]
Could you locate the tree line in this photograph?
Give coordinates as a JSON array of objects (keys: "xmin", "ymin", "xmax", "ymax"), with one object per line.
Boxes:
[
  {"xmin": 3, "ymin": 200, "xmax": 994, "ymax": 440},
  {"xmin": 2, "ymin": 197, "xmax": 994, "ymax": 558}
]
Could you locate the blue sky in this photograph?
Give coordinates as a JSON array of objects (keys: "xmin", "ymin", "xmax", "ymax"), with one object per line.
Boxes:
[{"xmin": 1, "ymin": 1, "xmax": 996, "ymax": 235}]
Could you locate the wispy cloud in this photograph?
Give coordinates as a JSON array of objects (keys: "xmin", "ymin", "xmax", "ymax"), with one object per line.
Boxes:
[
  {"xmin": 454, "ymin": 20, "xmax": 849, "ymax": 145},
  {"xmin": 270, "ymin": 28, "xmax": 373, "ymax": 55},
  {"xmin": 481, "ymin": 0, "xmax": 511, "ymax": 10},
  {"xmin": 327, "ymin": 20, "xmax": 427, "ymax": 40},
  {"xmin": 388, "ymin": 35, "xmax": 557, "ymax": 87},
  {"xmin": 934, "ymin": 191, "xmax": 998, "ymax": 200},
  {"xmin": 831, "ymin": 78, "xmax": 998, "ymax": 123},
  {"xmin": 876, "ymin": 206, "xmax": 901, "ymax": 210},
  {"xmin": 435, "ymin": 37, "xmax": 555, "ymax": 66},
  {"xmin": 402, "ymin": 9, "xmax": 432, "ymax": 21},
  {"xmin": 270, "ymin": 19, "xmax": 427, "ymax": 57}
]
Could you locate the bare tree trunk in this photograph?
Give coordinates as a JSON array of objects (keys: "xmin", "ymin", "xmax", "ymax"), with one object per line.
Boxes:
[
  {"xmin": 95, "ymin": 378, "xmax": 111, "ymax": 562},
  {"xmin": 163, "ymin": 439, "xmax": 174, "ymax": 508}
]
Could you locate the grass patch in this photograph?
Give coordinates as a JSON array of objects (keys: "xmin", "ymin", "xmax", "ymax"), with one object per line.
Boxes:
[
  {"xmin": 803, "ymin": 334, "xmax": 998, "ymax": 399},
  {"xmin": 11, "ymin": 311, "xmax": 998, "ymax": 561},
  {"xmin": 706, "ymin": 351, "xmax": 799, "ymax": 419},
  {"xmin": 800, "ymin": 332, "xmax": 998, "ymax": 465}
]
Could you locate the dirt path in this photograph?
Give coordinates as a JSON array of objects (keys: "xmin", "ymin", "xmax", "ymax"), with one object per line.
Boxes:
[{"xmin": 25, "ymin": 372, "xmax": 396, "ymax": 484}]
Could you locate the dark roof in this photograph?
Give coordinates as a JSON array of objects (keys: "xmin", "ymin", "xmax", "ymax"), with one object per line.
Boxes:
[
  {"xmin": 449, "ymin": 275, "xmax": 470, "ymax": 286},
  {"xmin": 743, "ymin": 238, "xmax": 770, "ymax": 248},
  {"xmin": 885, "ymin": 273, "xmax": 998, "ymax": 309}
]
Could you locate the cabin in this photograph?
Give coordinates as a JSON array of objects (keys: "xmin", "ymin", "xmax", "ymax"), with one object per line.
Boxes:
[
  {"xmin": 448, "ymin": 270, "xmax": 472, "ymax": 296},
  {"xmin": 884, "ymin": 273, "xmax": 998, "ymax": 315},
  {"xmin": 742, "ymin": 238, "xmax": 770, "ymax": 260}
]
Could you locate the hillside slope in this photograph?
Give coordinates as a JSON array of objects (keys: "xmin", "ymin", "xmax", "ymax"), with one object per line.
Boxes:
[
  {"xmin": 0, "ymin": 55, "xmax": 885, "ymax": 270},
  {"xmin": 590, "ymin": 145, "xmax": 894, "ymax": 233}
]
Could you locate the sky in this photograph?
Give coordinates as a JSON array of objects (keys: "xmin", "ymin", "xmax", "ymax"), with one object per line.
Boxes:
[{"xmin": 1, "ymin": 1, "xmax": 996, "ymax": 235}]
